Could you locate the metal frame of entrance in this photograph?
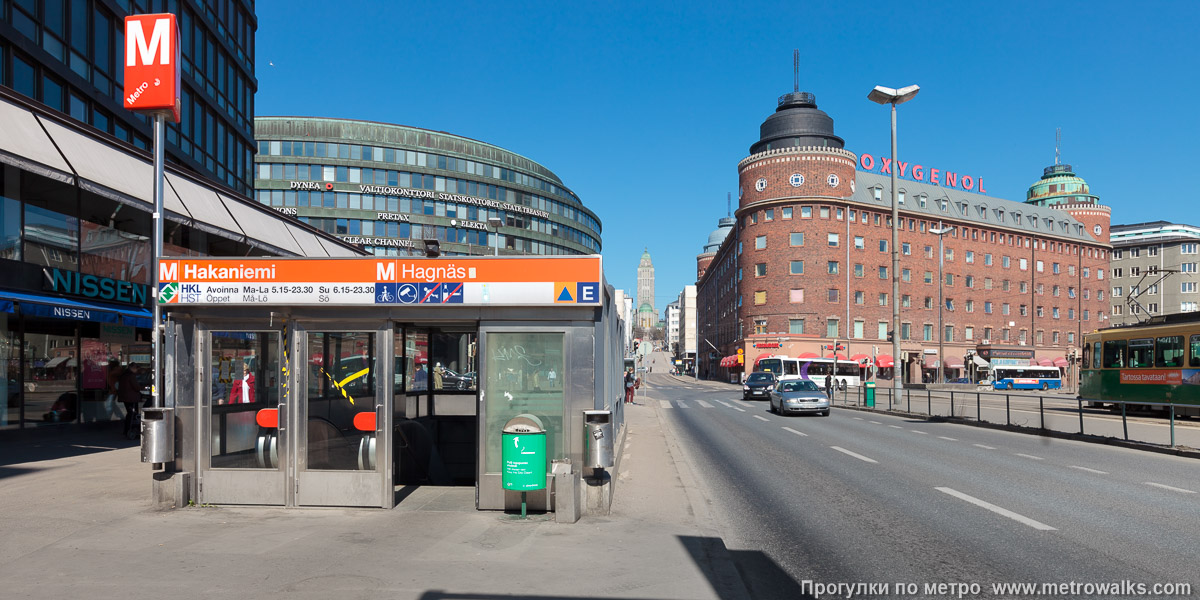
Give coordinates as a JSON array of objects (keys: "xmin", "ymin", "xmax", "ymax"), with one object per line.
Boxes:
[{"xmin": 160, "ymin": 299, "xmax": 622, "ymax": 509}]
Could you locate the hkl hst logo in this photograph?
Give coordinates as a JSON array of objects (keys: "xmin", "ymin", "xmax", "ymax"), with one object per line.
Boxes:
[{"xmin": 158, "ymin": 282, "xmax": 200, "ymax": 304}]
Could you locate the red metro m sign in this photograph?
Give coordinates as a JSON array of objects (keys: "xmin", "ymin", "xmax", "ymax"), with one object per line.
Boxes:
[{"xmin": 123, "ymin": 14, "xmax": 180, "ymax": 123}]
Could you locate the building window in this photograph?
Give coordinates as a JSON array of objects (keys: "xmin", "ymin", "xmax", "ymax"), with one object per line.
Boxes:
[
  {"xmin": 924, "ymin": 271, "xmax": 933, "ymax": 284},
  {"xmin": 790, "ymin": 289, "xmax": 804, "ymax": 303},
  {"xmin": 965, "ymin": 300, "xmax": 974, "ymax": 312},
  {"xmin": 924, "ymin": 297, "xmax": 933, "ymax": 309},
  {"xmin": 902, "ymin": 295, "xmax": 912, "ymax": 307},
  {"xmin": 855, "ymin": 264, "xmax": 865, "ymax": 277},
  {"xmin": 827, "ymin": 289, "xmax": 839, "ymax": 302},
  {"xmin": 945, "ymin": 273, "xmax": 954, "ymax": 286},
  {"xmin": 1003, "ymin": 256, "xmax": 1011, "ymax": 268},
  {"xmin": 944, "ymin": 326, "xmax": 954, "ymax": 342},
  {"xmin": 754, "ymin": 319, "xmax": 767, "ymax": 334},
  {"xmin": 789, "ymin": 319, "xmax": 805, "ymax": 334},
  {"xmin": 1181, "ymin": 243, "xmax": 1197, "ymax": 254},
  {"xmin": 853, "ymin": 320, "xmax": 865, "ymax": 339},
  {"xmin": 801, "ymin": 206, "xmax": 812, "ymax": 218},
  {"xmin": 827, "ymin": 318, "xmax": 840, "ymax": 338},
  {"xmin": 854, "ymin": 291, "xmax": 865, "ymax": 305},
  {"xmin": 984, "ymin": 253, "xmax": 993, "ymax": 266},
  {"xmin": 1183, "ymin": 263, "xmax": 1198, "ymax": 273},
  {"xmin": 965, "ymin": 250, "xmax": 975, "ymax": 264},
  {"xmin": 764, "ymin": 208, "xmax": 774, "ymax": 221},
  {"xmin": 790, "ymin": 232, "xmax": 804, "ymax": 246},
  {"xmin": 901, "ymin": 322, "xmax": 912, "ymax": 340},
  {"xmin": 965, "ymin": 275, "xmax": 974, "ymax": 288},
  {"xmin": 828, "ymin": 261, "xmax": 839, "ymax": 274},
  {"xmin": 754, "ymin": 291, "xmax": 766, "ymax": 305},
  {"xmin": 790, "ymin": 260, "xmax": 804, "ymax": 275},
  {"xmin": 855, "ymin": 236, "xmax": 865, "ymax": 249},
  {"xmin": 879, "ymin": 266, "xmax": 888, "ymax": 279},
  {"xmin": 1183, "ymin": 282, "xmax": 1197, "ymax": 293},
  {"xmin": 750, "ymin": 213, "xmax": 757, "ymax": 225},
  {"xmin": 755, "ymin": 235, "xmax": 767, "ymax": 249},
  {"xmin": 984, "ymin": 301, "xmax": 993, "ymax": 314},
  {"xmin": 820, "ymin": 207, "xmax": 830, "ymax": 218},
  {"xmin": 923, "ymin": 324, "xmax": 933, "ymax": 341},
  {"xmin": 902, "ymin": 242, "xmax": 911, "ymax": 255},
  {"xmin": 755, "ymin": 263, "xmax": 766, "ymax": 277},
  {"xmin": 878, "ymin": 293, "xmax": 888, "ymax": 306},
  {"xmin": 902, "ymin": 268, "xmax": 911, "ymax": 282},
  {"xmin": 945, "ymin": 298, "xmax": 955, "ymax": 311},
  {"xmin": 878, "ymin": 239, "xmax": 887, "ymax": 252},
  {"xmin": 828, "ymin": 233, "xmax": 839, "ymax": 247},
  {"xmin": 782, "ymin": 207, "xmax": 792, "ymax": 219},
  {"xmin": 965, "ymin": 326, "xmax": 974, "ymax": 341}
]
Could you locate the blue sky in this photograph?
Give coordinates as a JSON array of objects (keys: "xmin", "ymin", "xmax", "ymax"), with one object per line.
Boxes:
[{"xmin": 255, "ymin": 1, "xmax": 1199, "ymax": 316}]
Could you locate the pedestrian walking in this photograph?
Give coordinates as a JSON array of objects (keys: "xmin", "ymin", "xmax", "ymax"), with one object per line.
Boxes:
[
  {"xmin": 624, "ymin": 368, "xmax": 636, "ymax": 404},
  {"xmin": 118, "ymin": 363, "xmax": 142, "ymax": 439},
  {"xmin": 824, "ymin": 373, "xmax": 833, "ymax": 399}
]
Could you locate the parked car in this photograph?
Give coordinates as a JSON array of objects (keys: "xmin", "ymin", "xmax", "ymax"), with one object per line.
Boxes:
[
  {"xmin": 945, "ymin": 377, "xmax": 971, "ymax": 384},
  {"xmin": 769, "ymin": 379, "xmax": 831, "ymax": 416},
  {"xmin": 742, "ymin": 371, "xmax": 778, "ymax": 401}
]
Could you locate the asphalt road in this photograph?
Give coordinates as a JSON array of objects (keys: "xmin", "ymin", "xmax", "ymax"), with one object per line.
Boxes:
[{"xmin": 639, "ymin": 353, "xmax": 1200, "ymax": 599}]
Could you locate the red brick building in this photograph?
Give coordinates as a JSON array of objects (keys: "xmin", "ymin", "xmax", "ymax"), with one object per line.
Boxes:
[{"xmin": 697, "ymin": 91, "xmax": 1111, "ymax": 383}]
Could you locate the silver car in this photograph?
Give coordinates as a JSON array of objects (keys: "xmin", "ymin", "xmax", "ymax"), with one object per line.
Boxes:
[{"xmin": 769, "ymin": 379, "xmax": 831, "ymax": 416}]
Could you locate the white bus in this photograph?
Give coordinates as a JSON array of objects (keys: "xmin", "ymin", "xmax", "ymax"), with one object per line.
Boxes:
[
  {"xmin": 755, "ymin": 356, "xmax": 862, "ymax": 388},
  {"xmin": 991, "ymin": 365, "xmax": 1062, "ymax": 391}
]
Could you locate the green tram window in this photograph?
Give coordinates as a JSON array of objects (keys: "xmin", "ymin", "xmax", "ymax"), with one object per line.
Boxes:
[
  {"xmin": 1156, "ymin": 336, "xmax": 1184, "ymax": 368},
  {"xmin": 1081, "ymin": 344, "xmax": 1091, "ymax": 369},
  {"xmin": 1128, "ymin": 338, "xmax": 1154, "ymax": 368},
  {"xmin": 1102, "ymin": 339, "xmax": 1126, "ymax": 368},
  {"xmin": 1191, "ymin": 335, "xmax": 1200, "ymax": 367},
  {"xmin": 1092, "ymin": 341, "xmax": 1101, "ymax": 369}
]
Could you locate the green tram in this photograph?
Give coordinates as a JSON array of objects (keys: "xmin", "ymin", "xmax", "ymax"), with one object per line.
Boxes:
[{"xmin": 1080, "ymin": 314, "xmax": 1200, "ymax": 417}]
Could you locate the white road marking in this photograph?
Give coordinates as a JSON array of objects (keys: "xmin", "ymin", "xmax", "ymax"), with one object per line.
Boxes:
[
  {"xmin": 973, "ymin": 444, "xmax": 996, "ymax": 450},
  {"xmin": 937, "ymin": 436, "xmax": 958, "ymax": 441},
  {"xmin": 869, "ymin": 420, "xmax": 882, "ymax": 425},
  {"xmin": 830, "ymin": 446, "xmax": 878, "ymax": 464},
  {"xmin": 910, "ymin": 430, "xmax": 928, "ymax": 435},
  {"xmin": 1068, "ymin": 465, "xmax": 1108, "ymax": 475},
  {"xmin": 715, "ymin": 400, "xmax": 733, "ymax": 408},
  {"xmin": 736, "ymin": 400, "xmax": 755, "ymax": 408},
  {"xmin": 1144, "ymin": 482, "xmax": 1197, "ymax": 494},
  {"xmin": 889, "ymin": 425, "xmax": 903, "ymax": 429},
  {"xmin": 658, "ymin": 400, "xmax": 672, "ymax": 409},
  {"xmin": 935, "ymin": 487, "xmax": 1057, "ymax": 531},
  {"xmin": 1015, "ymin": 453, "xmax": 1044, "ymax": 461},
  {"xmin": 696, "ymin": 400, "xmax": 714, "ymax": 408},
  {"xmin": 732, "ymin": 406, "xmax": 746, "ymax": 412},
  {"xmin": 782, "ymin": 427, "xmax": 807, "ymax": 437},
  {"xmin": 753, "ymin": 415, "xmax": 770, "ymax": 422},
  {"xmin": 853, "ymin": 417, "xmax": 864, "ymax": 420}
]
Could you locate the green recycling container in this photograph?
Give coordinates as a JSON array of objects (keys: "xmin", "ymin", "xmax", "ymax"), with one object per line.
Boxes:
[
  {"xmin": 865, "ymin": 381, "xmax": 876, "ymax": 408},
  {"xmin": 502, "ymin": 430, "xmax": 547, "ymax": 491}
]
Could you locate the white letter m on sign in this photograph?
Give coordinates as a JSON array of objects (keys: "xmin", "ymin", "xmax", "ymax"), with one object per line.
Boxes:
[{"xmin": 127, "ymin": 18, "xmax": 171, "ymax": 67}]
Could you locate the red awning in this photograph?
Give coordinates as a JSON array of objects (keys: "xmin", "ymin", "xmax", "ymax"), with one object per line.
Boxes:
[
  {"xmin": 943, "ymin": 356, "xmax": 964, "ymax": 369},
  {"xmin": 924, "ymin": 357, "xmax": 939, "ymax": 369},
  {"xmin": 1036, "ymin": 358, "xmax": 1054, "ymax": 367},
  {"xmin": 721, "ymin": 356, "xmax": 732, "ymax": 367},
  {"xmin": 849, "ymin": 353, "xmax": 870, "ymax": 364},
  {"xmin": 875, "ymin": 355, "xmax": 894, "ymax": 368},
  {"xmin": 1052, "ymin": 356, "xmax": 1069, "ymax": 368},
  {"xmin": 798, "ymin": 352, "xmax": 818, "ymax": 359}
]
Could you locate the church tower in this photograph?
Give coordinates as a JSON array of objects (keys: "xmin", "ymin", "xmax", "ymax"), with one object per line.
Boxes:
[{"xmin": 637, "ymin": 248, "xmax": 658, "ymax": 328}]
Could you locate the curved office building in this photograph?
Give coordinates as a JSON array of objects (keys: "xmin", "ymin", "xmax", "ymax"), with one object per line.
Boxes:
[{"xmin": 253, "ymin": 117, "xmax": 602, "ymax": 257}]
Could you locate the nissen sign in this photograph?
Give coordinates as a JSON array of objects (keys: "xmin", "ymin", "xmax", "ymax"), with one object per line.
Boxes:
[{"xmin": 44, "ymin": 269, "xmax": 148, "ymax": 305}]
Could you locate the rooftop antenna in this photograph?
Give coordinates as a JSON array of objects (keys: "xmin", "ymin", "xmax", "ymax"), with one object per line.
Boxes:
[
  {"xmin": 793, "ymin": 49, "xmax": 799, "ymax": 93},
  {"xmin": 727, "ymin": 192, "xmax": 731, "ymax": 217},
  {"xmin": 1055, "ymin": 127, "xmax": 1061, "ymax": 165}
]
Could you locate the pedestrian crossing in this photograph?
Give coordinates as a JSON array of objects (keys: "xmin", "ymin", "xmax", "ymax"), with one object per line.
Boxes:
[{"xmin": 654, "ymin": 399, "xmax": 771, "ymax": 409}]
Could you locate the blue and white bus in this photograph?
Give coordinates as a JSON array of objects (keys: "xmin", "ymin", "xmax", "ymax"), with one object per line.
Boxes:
[{"xmin": 991, "ymin": 366, "xmax": 1062, "ymax": 391}]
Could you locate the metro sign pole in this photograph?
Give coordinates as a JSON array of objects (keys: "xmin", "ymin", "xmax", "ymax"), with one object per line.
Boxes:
[{"xmin": 124, "ymin": 14, "xmax": 181, "ymax": 414}]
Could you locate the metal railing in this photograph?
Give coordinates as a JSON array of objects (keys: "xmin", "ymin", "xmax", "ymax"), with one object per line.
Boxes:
[{"xmin": 825, "ymin": 385, "xmax": 1197, "ymax": 450}]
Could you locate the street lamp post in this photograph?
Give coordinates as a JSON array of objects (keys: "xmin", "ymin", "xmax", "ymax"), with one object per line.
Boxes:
[
  {"xmin": 868, "ymin": 84, "xmax": 919, "ymax": 389},
  {"xmin": 486, "ymin": 217, "xmax": 503, "ymax": 256},
  {"xmin": 931, "ymin": 221, "xmax": 955, "ymax": 384}
]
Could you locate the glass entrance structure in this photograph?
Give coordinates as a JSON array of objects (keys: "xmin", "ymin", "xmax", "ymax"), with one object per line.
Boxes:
[{"xmin": 160, "ymin": 255, "xmax": 622, "ymax": 509}]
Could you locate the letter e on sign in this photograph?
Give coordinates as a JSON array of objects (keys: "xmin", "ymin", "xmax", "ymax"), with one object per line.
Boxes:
[{"xmin": 124, "ymin": 14, "xmax": 181, "ymax": 123}]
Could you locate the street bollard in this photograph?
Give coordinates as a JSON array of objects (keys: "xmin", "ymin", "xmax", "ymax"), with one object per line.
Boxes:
[
  {"xmin": 1122, "ymin": 402, "xmax": 1128, "ymax": 441},
  {"xmin": 1078, "ymin": 398, "xmax": 1084, "ymax": 435}
]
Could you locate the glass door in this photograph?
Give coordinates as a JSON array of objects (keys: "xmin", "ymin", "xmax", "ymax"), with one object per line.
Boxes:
[
  {"xmin": 293, "ymin": 326, "xmax": 391, "ymax": 507},
  {"xmin": 199, "ymin": 330, "xmax": 285, "ymax": 505}
]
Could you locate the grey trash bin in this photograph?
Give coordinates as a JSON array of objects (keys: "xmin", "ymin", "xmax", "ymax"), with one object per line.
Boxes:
[
  {"xmin": 583, "ymin": 410, "xmax": 613, "ymax": 468},
  {"xmin": 141, "ymin": 407, "xmax": 174, "ymax": 463}
]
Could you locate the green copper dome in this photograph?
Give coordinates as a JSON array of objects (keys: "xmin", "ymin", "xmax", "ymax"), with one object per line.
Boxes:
[{"xmin": 1025, "ymin": 164, "xmax": 1100, "ymax": 207}]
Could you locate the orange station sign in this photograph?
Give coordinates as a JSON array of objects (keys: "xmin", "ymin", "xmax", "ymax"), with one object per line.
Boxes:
[
  {"xmin": 157, "ymin": 256, "xmax": 604, "ymax": 306},
  {"xmin": 123, "ymin": 14, "xmax": 181, "ymax": 122}
]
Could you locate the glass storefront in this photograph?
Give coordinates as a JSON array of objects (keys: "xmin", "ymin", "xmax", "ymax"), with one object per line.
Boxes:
[{"xmin": 209, "ymin": 332, "xmax": 279, "ymax": 469}]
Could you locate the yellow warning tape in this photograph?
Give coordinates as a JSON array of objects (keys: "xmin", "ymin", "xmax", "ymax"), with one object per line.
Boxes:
[{"xmin": 318, "ymin": 366, "xmax": 369, "ymax": 406}]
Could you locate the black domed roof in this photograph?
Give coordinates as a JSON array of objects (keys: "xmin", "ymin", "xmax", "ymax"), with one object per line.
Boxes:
[{"xmin": 750, "ymin": 92, "xmax": 844, "ymax": 155}]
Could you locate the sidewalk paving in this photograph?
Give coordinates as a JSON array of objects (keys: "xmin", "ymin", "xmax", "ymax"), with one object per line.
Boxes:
[{"xmin": 0, "ymin": 389, "xmax": 749, "ymax": 600}]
